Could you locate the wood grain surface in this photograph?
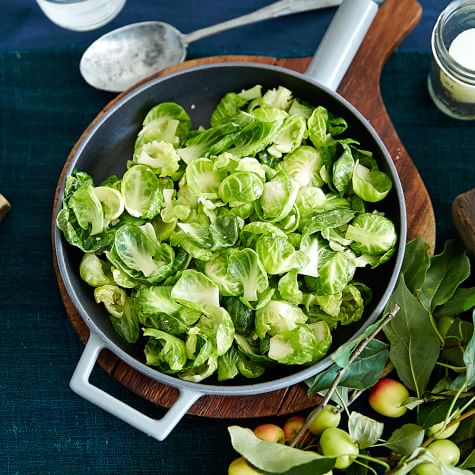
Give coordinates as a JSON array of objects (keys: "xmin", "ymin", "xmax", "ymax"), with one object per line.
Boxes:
[{"xmin": 53, "ymin": 0, "xmax": 435, "ymax": 419}]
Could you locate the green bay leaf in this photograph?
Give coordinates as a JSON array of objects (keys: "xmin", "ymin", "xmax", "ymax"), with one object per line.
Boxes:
[{"xmin": 384, "ymin": 275, "xmax": 440, "ymax": 397}]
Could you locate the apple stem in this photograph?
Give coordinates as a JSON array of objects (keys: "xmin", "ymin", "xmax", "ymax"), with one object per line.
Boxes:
[
  {"xmin": 357, "ymin": 453, "xmax": 391, "ymax": 471},
  {"xmin": 354, "ymin": 458, "xmax": 378, "ymax": 475},
  {"xmin": 290, "ymin": 304, "xmax": 400, "ymax": 448}
]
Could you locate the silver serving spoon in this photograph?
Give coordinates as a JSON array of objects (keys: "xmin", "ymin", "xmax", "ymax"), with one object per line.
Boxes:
[{"xmin": 80, "ymin": 0, "xmax": 342, "ymax": 92}]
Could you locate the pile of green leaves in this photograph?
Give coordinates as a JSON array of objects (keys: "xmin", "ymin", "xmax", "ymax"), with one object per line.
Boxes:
[
  {"xmin": 229, "ymin": 238, "xmax": 475, "ymax": 473},
  {"xmin": 57, "ymin": 85, "xmax": 397, "ymax": 383}
]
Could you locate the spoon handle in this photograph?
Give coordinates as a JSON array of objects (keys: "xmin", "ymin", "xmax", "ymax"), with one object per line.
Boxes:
[{"xmin": 184, "ymin": 0, "xmax": 342, "ymax": 45}]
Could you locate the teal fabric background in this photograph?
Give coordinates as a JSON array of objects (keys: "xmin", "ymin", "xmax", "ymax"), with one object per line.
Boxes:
[{"xmin": 0, "ymin": 47, "xmax": 474, "ymax": 474}]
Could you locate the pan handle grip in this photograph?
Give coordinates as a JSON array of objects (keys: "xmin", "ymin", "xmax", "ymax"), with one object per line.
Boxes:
[
  {"xmin": 305, "ymin": 0, "xmax": 382, "ymax": 91},
  {"xmin": 70, "ymin": 332, "xmax": 202, "ymax": 441}
]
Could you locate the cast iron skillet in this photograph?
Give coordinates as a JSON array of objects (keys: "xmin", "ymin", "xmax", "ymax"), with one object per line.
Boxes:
[{"xmin": 53, "ymin": 0, "xmax": 405, "ymax": 441}]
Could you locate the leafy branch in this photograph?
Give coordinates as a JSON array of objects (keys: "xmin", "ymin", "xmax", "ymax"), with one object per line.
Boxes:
[{"xmin": 290, "ymin": 304, "xmax": 400, "ymax": 448}]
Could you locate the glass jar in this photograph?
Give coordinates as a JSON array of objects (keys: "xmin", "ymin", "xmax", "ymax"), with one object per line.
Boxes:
[
  {"xmin": 36, "ymin": 0, "xmax": 126, "ymax": 32},
  {"xmin": 428, "ymin": 0, "xmax": 475, "ymax": 120}
]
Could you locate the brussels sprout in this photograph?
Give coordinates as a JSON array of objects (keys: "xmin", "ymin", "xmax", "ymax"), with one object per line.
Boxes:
[
  {"xmin": 179, "ymin": 355, "xmax": 218, "ymax": 382},
  {"xmin": 295, "ymin": 186, "xmax": 327, "ymax": 224},
  {"xmin": 274, "ymin": 205, "xmax": 300, "ymax": 233},
  {"xmin": 268, "ymin": 115, "xmax": 306, "ymax": 158},
  {"xmin": 227, "ymin": 249, "xmax": 268, "ymax": 302},
  {"xmin": 308, "ymin": 106, "xmax": 329, "ymax": 149},
  {"xmin": 234, "ymin": 334, "xmax": 274, "ymax": 367},
  {"xmin": 94, "ymin": 186, "xmax": 125, "ymax": 223},
  {"xmin": 251, "ymin": 106, "xmax": 288, "ymax": 122},
  {"xmin": 137, "ymin": 286, "xmax": 181, "ymax": 319},
  {"xmin": 316, "ymin": 251, "xmax": 356, "ymax": 296},
  {"xmin": 260, "ymin": 86, "xmax": 293, "ymax": 111},
  {"xmin": 185, "ymin": 327, "xmax": 214, "ymax": 366},
  {"xmin": 211, "ymin": 85, "xmax": 262, "ymax": 127},
  {"xmin": 278, "ymin": 270, "xmax": 303, "ymax": 305},
  {"xmin": 170, "ymin": 231, "xmax": 215, "ymax": 261},
  {"xmin": 332, "ymin": 144, "xmax": 355, "ymax": 195},
  {"xmin": 352, "ymin": 162, "xmax": 392, "ymax": 202},
  {"xmin": 212, "ymin": 152, "xmax": 239, "ymax": 179},
  {"xmin": 133, "ymin": 140, "xmax": 181, "ymax": 177},
  {"xmin": 63, "ymin": 171, "xmax": 94, "ymax": 200},
  {"xmin": 309, "ymin": 321, "xmax": 332, "ymax": 361},
  {"xmin": 238, "ymin": 354, "xmax": 265, "ymax": 378},
  {"xmin": 235, "ymin": 157, "xmax": 266, "ymax": 181},
  {"xmin": 226, "ymin": 120, "xmax": 282, "ymax": 158},
  {"xmin": 322, "ymin": 227, "xmax": 353, "ymax": 252},
  {"xmin": 288, "ymin": 98, "xmax": 314, "ymax": 119},
  {"xmin": 346, "ymin": 213, "xmax": 397, "ymax": 256},
  {"xmin": 314, "ymin": 292, "xmax": 343, "ymax": 318},
  {"xmin": 95, "ymin": 285, "xmax": 138, "ymax": 340},
  {"xmin": 94, "ymin": 284, "xmax": 127, "ymax": 318},
  {"xmin": 199, "ymin": 306, "xmax": 235, "ymax": 356},
  {"xmin": 177, "ymin": 222, "xmax": 213, "ymax": 249},
  {"xmin": 121, "ymin": 165, "xmax": 162, "ymax": 219},
  {"xmin": 337, "ymin": 284, "xmax": 365, "ymax": 325},
  {"xmin": 255, "ymin": 300, "xmax": 307, "ymax": 338},
  {"xmin": 185, "ymin": 158, "xmax": 221, "ymax": 197},
  {"xmin": 138, "ymin": 102, "xmax": 191, "ymax": 146},
  {"xmin": 143, "ymin": 328, "xmax": 187, "ymax": 372},
  {"xmin": 109, "ymin": 297, "xmax": 140, "ymax": 343},
  {"xmin": 240, "ymin": 221, "xmax": 287, "ymax": 248},
  {"xmin": 258, "ymin": 171, "xmax": 299, "ymax": 222},
  {"xmin": 211, "ymin": 215, "xmax": 240, "ymax": 248},
  {"xmin": 79, "ymin": 253, "xmax": 114, "ymax": 287},
  {"xmin": 303, "ymin": 208, "xmax": 355, "ymax": 236},
  {"xmin": 111, "ymin": 266, "xmax": 138, "ymax": 289},
  {"xmin": 256, "ymin": 235, "xmax": 308, "ymax": 275},
  {"xmin": 69, "ymin": 183, "xmax": 104, "ymax": 236},
  {"xmin": 177, "ymin": 123, "xmax": 239, "ymax": 164},
  {"xmin": 225, "ymin": 297, "xmax": 255, "ymax": 335},
  {"xmin": 217, "ymin": 346, "xmax": 241, "ymax": 381},
  {"xmin": 281, "ymin": 146, "xmax": 324, "ymax": 187},
  {"xmin": 114, "ymin": 224, "xmax": 160, "ymax": 277},
  {"xmin": 328, "ymin": 113, "xmax": 348, "ymax": 136},
  {"xmin": 205, "ymin": 254, "xmax": 242, "ymax": 296},
  {"xmin": 298, "ymin": 234, "xmax": 335, "ymax": 278},
  {"xmin": 268, "ymin": 324, "xmax": 317, "ymax": 365},
  {"xmin": 218, "ymin": 171, "xmax": 264, "ymax": 204},
  {"xmin": 177, "ymin": 215, "xmax": 239, "ymax": 253},
  {"xmin": 171, "ymin": 269, "xmax": 220, "ymax": 312},
  {"xmin": 160, "ymin": 188, "xmax": 192, "ymax": 224}
]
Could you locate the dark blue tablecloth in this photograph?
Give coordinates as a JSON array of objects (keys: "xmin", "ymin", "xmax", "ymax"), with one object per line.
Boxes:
[
  {"xmin": 3, "ymin": 0, "xmax": 448, "ymax": 53},
  {"xmin": 1, "ymin": 2, "xmax": 474, "ymax": 475}
]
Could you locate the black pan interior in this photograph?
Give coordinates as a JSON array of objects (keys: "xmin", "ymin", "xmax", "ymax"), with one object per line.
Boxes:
[{"xmin": 56, "ymin": 64, "xmax": 405, "ymax": 389}]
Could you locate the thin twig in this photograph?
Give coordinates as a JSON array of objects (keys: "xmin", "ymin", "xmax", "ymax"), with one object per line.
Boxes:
[
  {"xmin": 290, "ymin": 304, "xmax": 400, "ymax": 448},
  {"xmin": 422, "ymin": 407, "xmax": 475, "ymax": 448}
]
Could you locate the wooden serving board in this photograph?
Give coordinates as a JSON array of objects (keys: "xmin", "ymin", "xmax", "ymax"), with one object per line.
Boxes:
[{"xmin": 54, "ymin": 0, "xmax": 435, "ymax": 419}]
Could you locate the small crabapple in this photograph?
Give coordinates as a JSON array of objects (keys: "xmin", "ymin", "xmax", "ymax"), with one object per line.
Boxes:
[
  {"xmin": 368, "ymin": 378, "xmax": 410, "ymax": 418},
  {"xmin": 319, "ymin": 428, "xmax": 359, "ymax": 470},
  {"xmin": 253, "ymin": 424, "xmax": 285, "ymax": 444},
  {"xmin": 283, "ymin": 415, "xmax": 307, "ymax": 444},
  {"xmin": 228, "ymin": 457, "xmax": 263, "ymax": 475},
  {"xmin": 427, "ymin": 439, "xmax": 460, "ymax": 466},
  {"xmin": 307, "ymin": 405, "xmax": 341, "ymax": 436},
  {"xmin": 427, "ymin": 420, "xmax": 460, "ymax": 439}
]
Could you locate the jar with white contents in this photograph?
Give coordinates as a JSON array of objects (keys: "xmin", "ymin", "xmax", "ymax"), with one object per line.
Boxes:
[{"xmin": 428, "ymin": 0, "xmax": 475, "ymax": 120}]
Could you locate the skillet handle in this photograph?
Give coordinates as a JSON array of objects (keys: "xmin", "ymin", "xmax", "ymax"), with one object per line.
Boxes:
[
  {"xmin": 305, "ymin": 0, "xmax": 383, "ymax": 91},
  {"xmin": 70, "ymin": 333, "xmax": 202, "ymax": 441}
]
